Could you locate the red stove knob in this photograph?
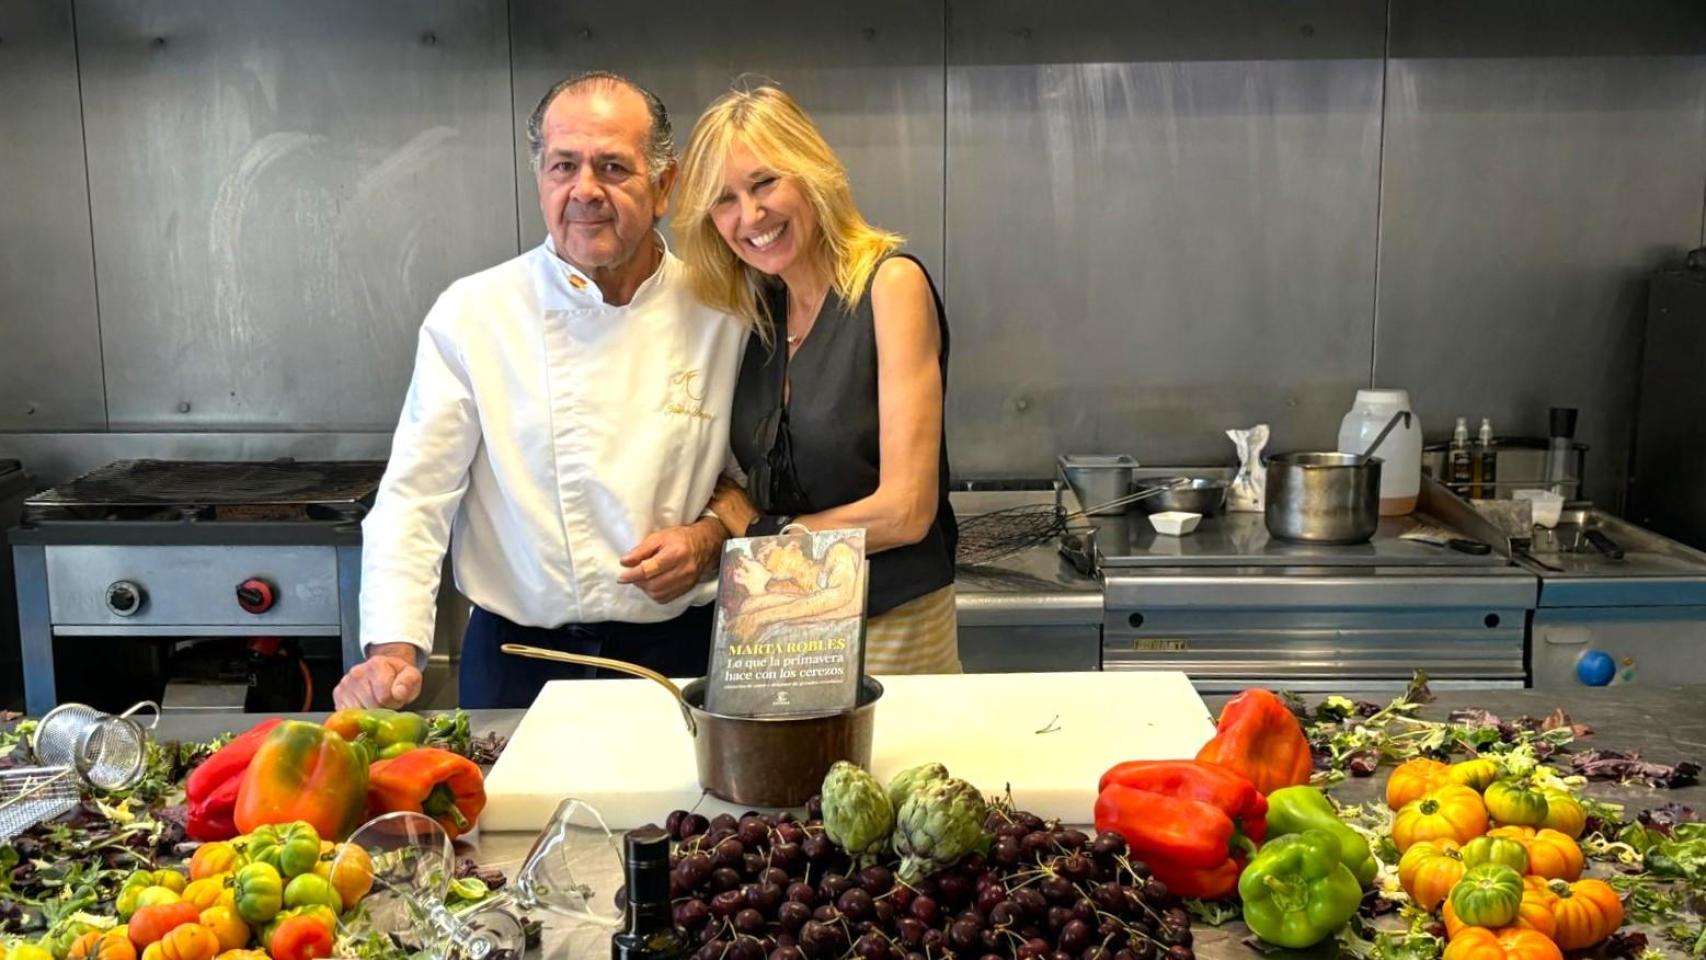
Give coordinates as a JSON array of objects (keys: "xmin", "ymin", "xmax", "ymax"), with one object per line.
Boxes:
[{"xmin": 236, "ymin": 578, "xmax": 276, "ymax": 615}]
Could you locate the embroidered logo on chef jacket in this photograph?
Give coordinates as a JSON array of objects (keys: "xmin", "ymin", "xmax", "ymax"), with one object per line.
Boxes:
[{"xmin": 664, "ymin": 369, "xmax": 713, "ymax": 420}]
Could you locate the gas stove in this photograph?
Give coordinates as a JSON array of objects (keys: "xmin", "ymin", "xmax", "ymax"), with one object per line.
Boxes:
[{"xmin": 10, "ymin": 459, "xmax": 384, "ymax": 713}]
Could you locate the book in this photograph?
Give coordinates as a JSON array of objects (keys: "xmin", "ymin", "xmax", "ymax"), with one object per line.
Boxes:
[{"xmin": 703, "ymin": 527, "xmax": 869, "ymax": 717}]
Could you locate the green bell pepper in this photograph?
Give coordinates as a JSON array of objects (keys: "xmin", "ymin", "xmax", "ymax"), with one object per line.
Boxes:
[
  {"xmin": 324, "ymin": 708, "xmax": 427, "ymax": 762},
  {"xmin": 1238, "ymin": 830, "xmax": 1364, "ymax": 949},
  {"xmin": 247, "ymin": 820, "xmax": 323, "ymax": 878},
  {"xmin": 234, "ymin": 861, "xmax": 285, "ymax": 925},
  {"xmin": 1264, "ymin": 785, "xmax": 1378, "ymax": 887}
]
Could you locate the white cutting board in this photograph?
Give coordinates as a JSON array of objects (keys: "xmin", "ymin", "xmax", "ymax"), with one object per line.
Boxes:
[{"xmin": 479, "ymin": 672, "xmax": 1215, "ymax": 832}]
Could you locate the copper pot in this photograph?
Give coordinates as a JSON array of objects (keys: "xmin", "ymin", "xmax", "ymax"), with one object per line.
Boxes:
[{"xmin": 501, "ymin": 644, "xmax": 880, "ymax": 806}]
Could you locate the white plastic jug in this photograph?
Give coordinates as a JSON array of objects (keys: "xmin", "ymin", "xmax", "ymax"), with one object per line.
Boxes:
[{"xmin": 1338, "ymin": 389, "xmax": 1422, "ymax": 516}]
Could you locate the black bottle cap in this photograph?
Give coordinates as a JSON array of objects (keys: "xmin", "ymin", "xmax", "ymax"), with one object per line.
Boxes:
[
  {"xmin": 1549, "ymin": 407, "xmax": 1578, "ymax": 439},
  {"xmin": 625, "ymin": 825, "xmax": 672, "ymax": 866}
]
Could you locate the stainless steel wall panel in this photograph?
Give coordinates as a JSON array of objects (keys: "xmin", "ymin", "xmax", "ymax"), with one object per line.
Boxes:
[
  {"xmin": 1374, "ymin": 0, "xmax": 1706, "ymax": 508},
  {"xmin": 75, "ymin": 0, "xmax": 517, "ymax": 431},
  {"xmin": 509, "ymin": 0, "xmax": 945, "ymax": 282},
  {"xmin": 946, "ymin": 1, "xmax": 1387, "ymax": 476},
  {"xmin": 0, "ymin": 1, "xmax": 106, "ymax": 430}
]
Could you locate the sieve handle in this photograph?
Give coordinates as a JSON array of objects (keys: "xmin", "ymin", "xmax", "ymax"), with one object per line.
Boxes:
[{"xmin": 117, "ymin": 700, "xmax": 162, "ymax": 731}]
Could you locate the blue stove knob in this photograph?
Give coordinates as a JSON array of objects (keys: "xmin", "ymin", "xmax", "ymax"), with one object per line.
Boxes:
[{"xmin": 1576, "ymin": 650, "xmax": 1616, "ymax": 686}]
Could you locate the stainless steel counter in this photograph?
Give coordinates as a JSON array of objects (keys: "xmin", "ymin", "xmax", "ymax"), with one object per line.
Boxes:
[
  {"xmin": 949, "ymin": 489, "xmax": 1103, "ymax": 672},
  {"xmin": 145, "ymin": 684, "xmax": 1706, "ymax": 960},
  {"xmin": 1523, "ymin": 506, "xmax": 1706, "ymax": 687},
  {"xmin": 1081, "ymin": 474, "xmax": 1534, "ymax": 692}
]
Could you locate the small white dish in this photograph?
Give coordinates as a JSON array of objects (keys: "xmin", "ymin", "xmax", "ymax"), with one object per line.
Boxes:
[
  {"xmin": 1512, "ymin": 489, "xmax": 1565, "ymax": 528},
  {"xmin": 1149, "ymin": 511, "xmax": 1202, "ymax": 536}
]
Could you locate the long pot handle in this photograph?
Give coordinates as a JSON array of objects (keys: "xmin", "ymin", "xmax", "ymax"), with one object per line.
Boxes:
[{"xmin": 499, "ymin": 643, "xmax": 697, "ymax": 736}]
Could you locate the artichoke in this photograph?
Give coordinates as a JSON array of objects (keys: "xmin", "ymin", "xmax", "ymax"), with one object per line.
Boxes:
[
  {"xmin": 887, "ymin": 762, "xmax": 949, "ymax": 814},
  {"xmin": 820, "ymin": 761, "xmax": 894, "ymax": 866},
  {"xmin": 893, "ymin": 777, "xmax": 990, "ymax": 884}
]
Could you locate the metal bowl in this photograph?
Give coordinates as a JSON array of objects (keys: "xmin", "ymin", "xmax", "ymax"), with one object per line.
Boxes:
[{"xmin": 1133, "ymin": 478, "xmax": 1228, "ymax": 516}]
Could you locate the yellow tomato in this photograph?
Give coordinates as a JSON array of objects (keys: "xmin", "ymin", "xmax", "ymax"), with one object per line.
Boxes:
[
  {"xmin": 189, "ymin": 845, "xmax": 240, "ymax": 883},
  {"xmin": 198, "ymin": 908, "xmax": 249, "ymax": 953},
  {"xmin": 181, "ymin": 877, "xmax": 229, "ymax": 912}
]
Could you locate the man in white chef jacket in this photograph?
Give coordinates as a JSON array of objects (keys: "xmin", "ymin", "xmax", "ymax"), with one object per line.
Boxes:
[{"xmin": 334, "ymin": 72, "xmax": 746, "ymax": 710}]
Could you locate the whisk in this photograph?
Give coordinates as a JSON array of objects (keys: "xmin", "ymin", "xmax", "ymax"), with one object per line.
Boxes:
[{"xmin": 956, "ymin": 479, "xmax": 1186, "ymax": 566}]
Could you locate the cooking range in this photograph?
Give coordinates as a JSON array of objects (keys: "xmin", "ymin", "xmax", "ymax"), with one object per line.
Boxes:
[
  {"xmin": 11, "ymin": 459, "xmax": 383, "ymax": 714},
  {"xmin": 1074, "ymin": 469, "xmax": 1535, "ymax": 693}
]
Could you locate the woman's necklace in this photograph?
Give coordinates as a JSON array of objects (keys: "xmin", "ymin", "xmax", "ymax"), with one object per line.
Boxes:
[{"xmin": 786, "ymin": 286, "xmax": 828, "ymax": 350}]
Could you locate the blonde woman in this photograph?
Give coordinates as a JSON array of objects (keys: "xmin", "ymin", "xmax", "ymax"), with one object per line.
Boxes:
[{"xmin": 676, "ymin": 84, "xmax": 960, "ymax": 674}]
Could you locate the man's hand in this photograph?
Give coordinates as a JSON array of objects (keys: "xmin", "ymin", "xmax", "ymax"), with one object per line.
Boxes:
[
  {"xmin": 619, "ymin": 518, "xmax": 727, "ymax": 603},
  {"xmin": 333, "ymin": 643, "xmax": 423, "ymax": 709}
]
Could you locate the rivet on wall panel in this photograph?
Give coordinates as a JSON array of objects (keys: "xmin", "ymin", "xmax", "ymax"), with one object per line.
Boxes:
[
  {"xmin": 861, "ymin": 27, "xmax": 876, "ymax": 41},
  {"xmin": 25, "ymin": 403, "xmax": 36, "ymax": 416},
  {"xmin": 152, "ymin": 36, "xmax": 167, "ymax": 49},
  {"xmin": 1300, "ymin": 24, "xmax": 1316, "ymax": 38},
  {"xmin": 580, "ymin": 26, "xmax": 593, "ymax": 41},
  {"xmin": 1012, "ymin": 396, "xmax": 1031, "ymax": 413},
  {"xmin": 1012, "ymin": 26, "xmax": 1032, "ymax": 41},
  {"xmin": 421, "ymin": 31, "xmax": 437, "ymax": 46},
  {"xmin": 177, "ymin": 402, "xmax": 192, "ymax": 414}
]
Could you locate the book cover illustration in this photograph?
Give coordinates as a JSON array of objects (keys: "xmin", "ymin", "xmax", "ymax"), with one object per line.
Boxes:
[{"xmin": 704, "ymin": 527, "xmax": 869, "ymax": 717}]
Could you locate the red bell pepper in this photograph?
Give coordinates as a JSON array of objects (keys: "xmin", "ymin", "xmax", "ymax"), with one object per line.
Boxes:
[
  {"xmin": 1094, "ymin": 759, "xmax": 1267, "ymax": 900},
  {"xmin": 185, "ymin": 718, "xmax": 284, "ymax": 841},
  {"xmin": 1147, "ymin": 853, "xmax": 1247, "ymax": 901},
  {"xmin": 1098, "ymin": 759, "xmax": 1269, "ymax": 844},
  {"xmin": 1195, "ymin": 688, "xmax": 1314, "ymax": 795},
  {"xmin": 366, "ymin": 747, "xmax": 486, "ymax": 839}
]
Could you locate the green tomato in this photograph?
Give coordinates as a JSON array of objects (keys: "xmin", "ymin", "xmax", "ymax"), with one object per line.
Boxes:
[
  {"xmin": 1484, "ymin": 780, "xmax": 1550, "ymax": 827},
  {"xmin": 282, "ymin": 873, "xmax": 343, "ymax": 913},
  {"xmin": 46, "ymin": 921, "xmax": 95, "ymax": 960},
  {"xmin": 233, "ymin": 861, "xmax": 285, "ymax": 925},
  {"xmin": 115, "ymin": 872, "xmax": 154, "ymax": 919},
  {"xmin": 247, "ymin": 821, "xmax": 323, "ymax": 879},
  {"xmin": 1461, "ymin": 835, "xmax": 1530, "ymax": 875},
  {"xmin": 132, "ymin": 886, "xmax": 181, "ymax": 910},
  {"xmin": 1448, "ymin": 863, "xmax": 1525, "ymax": 928}
]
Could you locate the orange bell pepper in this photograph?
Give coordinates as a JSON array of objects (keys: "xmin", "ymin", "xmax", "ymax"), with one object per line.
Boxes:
[
  {"xmin": 367, "ymin": 747, "xmax": 486, "ymax": 839},
  {"xmin": 234, "ymin": 721, "xmax": 368, "ymax": 841},
  {"xmin": 1195, "ymin": 688, "xmax": 1313, "ymax": 794}
]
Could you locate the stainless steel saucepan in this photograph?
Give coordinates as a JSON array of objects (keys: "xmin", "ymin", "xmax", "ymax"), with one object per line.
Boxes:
[{"xmin": 1264, "ymin": 410, "xmax": 1409, "ymax": 544}]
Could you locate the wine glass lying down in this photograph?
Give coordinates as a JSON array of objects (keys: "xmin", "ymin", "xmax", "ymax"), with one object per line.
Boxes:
[
  {"xmin": 333, "ymin": 811, "xmax": 526, "ymax": 960},
  {"xmin": 333, "ymin": 800, "xmax": 627, "ymax": 960}
]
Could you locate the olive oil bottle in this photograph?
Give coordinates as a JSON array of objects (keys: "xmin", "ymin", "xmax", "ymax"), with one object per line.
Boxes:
[
  {"xmin": 612, "ymin": 827, "xmax": 688, "ymax": 960},
  {"xmin": 1448, "ymin": 417, "xmax": 1473, "ymax": 496}
]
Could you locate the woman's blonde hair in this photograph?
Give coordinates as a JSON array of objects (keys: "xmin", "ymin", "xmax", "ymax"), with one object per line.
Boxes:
[{"xmin": 675, "ymin": 83, "xmax": 902, "ymax": 343}]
